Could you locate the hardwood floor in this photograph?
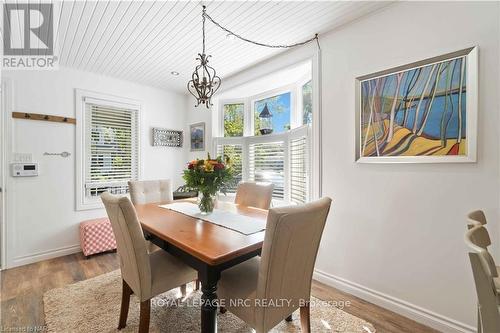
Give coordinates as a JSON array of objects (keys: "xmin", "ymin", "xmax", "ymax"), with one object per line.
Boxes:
[{"xmin": 1, "ymin": 252, "xmax": 439, "ymax": 333}]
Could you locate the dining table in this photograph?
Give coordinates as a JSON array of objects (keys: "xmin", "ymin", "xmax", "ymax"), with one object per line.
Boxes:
[{"xmin": 134, "ymin": 199, "xmax": 268, "ymax": 333}]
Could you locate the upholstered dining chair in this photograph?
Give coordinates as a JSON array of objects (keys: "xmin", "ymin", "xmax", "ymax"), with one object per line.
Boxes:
[
  {"xmin": 101, "ymin": 192, "xmax": 198, "ymax": 333},
  {"xmin": 128, "ymin": 179, "xmax": 174, "ymax": 204},
  {"xmin": 128, "ymin": 179, "xmax": 199, "ymax": 292},
  {"xmin": 467, "ymin": 210, "xmax": 487, "ymax": 229},
  {"xmin": 234, "ymin": 181, "xmax": 275, "ymax": 210},
  {"xmin": 465, "ymin": 225, "xmax": 500, "ymax": 333},
  {"xmin": 217, "ymin": 197, "xmax": 332, "ymax": 333},
  {"xmin": 467, "ymin": 210, "xmax": 499, "ymax": 276}
]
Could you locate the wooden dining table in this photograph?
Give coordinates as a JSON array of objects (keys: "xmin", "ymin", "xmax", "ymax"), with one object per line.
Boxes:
[{"xmin": 134, "ymin": 200, "xmax": 268, "ymax": 333}]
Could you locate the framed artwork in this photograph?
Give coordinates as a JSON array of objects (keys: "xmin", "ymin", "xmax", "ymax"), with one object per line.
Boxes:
[
  {"xmin": 355, "ymin": 47, "xmax": 478, "ymax": 163},
  {"xmin": 152, "ymin": 128, "xmax": 183, "ymax": 147},
  {"xmin": 190, "ymin": 122, "xmax": 205, "ymax": 151}
]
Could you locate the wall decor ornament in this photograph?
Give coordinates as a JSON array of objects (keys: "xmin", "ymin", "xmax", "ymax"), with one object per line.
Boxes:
[
  {"xmin": 152, "ymin": 128, "xmax": 183, "ymax": 147},
  {"xmin": 190, "ymin": 122, "xmax": 205, "ymax": 151},
  {"xmin": 355, "ymin": 47, "xmax": 478, "ymax": 163}
]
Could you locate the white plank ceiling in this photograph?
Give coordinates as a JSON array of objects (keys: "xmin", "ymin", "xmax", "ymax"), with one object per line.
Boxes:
[{"xmin": 19, "ymin": 1, "xmax": 393, "ymax": 93}]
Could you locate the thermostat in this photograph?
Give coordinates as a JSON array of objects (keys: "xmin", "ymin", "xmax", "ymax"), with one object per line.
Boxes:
[{"xmin": 11, "ymin": 163, "xmax": 38, "ymax": 177}]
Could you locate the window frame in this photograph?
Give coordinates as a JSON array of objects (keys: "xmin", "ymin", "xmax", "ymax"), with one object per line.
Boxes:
[{"xmin": 75, "ymin": 89, "xmax": 142, "ymax": 211}]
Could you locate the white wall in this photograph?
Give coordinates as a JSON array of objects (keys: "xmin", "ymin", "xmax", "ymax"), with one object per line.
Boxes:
[
  {"xmin": 217, "ymin": 2, "xmax": 499, "ymax": 332},
  {"xmin": 2, "ymin": 67, "xmax": 187, "ymax": 268}
]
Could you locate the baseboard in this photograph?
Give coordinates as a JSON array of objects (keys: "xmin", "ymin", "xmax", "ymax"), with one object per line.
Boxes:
[
  {"xmin": 9, "ymin": 244, "xmax": 81, "ymax": 268},
  {"xmin": 313, "ymin": 269, "xmax": 475, "ymax": 333}
]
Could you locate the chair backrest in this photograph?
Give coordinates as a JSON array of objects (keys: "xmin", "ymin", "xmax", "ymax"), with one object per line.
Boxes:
[
  {"xmin": 469, "ymin": 250, "xmax": 500, "ymax": 332},
  {"xmin": 465, "ymin": 225, "xmax": 498, "ymax": 277},
  {"xmin": 468, "ymin": 210, "xmax": 487, "ymax": 229},
  {"xmin": 465, "ymin": 220, "xmax": 492, "ymax": 251},
  {"xmin": 234, "ymin": 182, "xmax": 275, "ymax": 210},
  {"xmin": 101, "ymin": 192, "xmax": 151, "ymax": 299},
  {"xmin": 255, "ymin": 197, "xmax": 332, "ymax": 330},
  {"xmin": 128, "ymin": 179, "xmax": 173, "ymax": 205}
]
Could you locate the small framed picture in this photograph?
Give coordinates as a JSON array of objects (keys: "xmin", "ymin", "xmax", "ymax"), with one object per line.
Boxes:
[
  {"xmin": 190, "ymin": 122, "xmax": 205, "ymax": 151},
  {"xmin": 152, "ymin": 128, "xmax": 183, "ymax": 147}
]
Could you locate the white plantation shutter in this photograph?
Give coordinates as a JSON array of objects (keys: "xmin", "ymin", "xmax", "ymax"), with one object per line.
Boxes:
[
  {"xmin": 289, "ymin": 135, "xmax": 308, "ymax": 204},
  {"xmin": 216, "ymin": 144, "xmax": 243, "ymax": 193},
  {"xmin": 248, "ymin": 141, "xmax": 285, "ymax": 199},
  {"xmin": 84, "ymin": 103, "xmax": 139, "ymax": 197}
]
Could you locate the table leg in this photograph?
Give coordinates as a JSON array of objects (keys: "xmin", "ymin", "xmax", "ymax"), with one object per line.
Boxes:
[{"xmin": 200, "ymin": 267, "xmax": 220, "ymax": 333}]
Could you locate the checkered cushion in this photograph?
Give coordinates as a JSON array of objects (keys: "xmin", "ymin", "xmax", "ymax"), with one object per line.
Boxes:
[{"xmin": 79, "ymin": 218, "xmax": 117, "ymax": 256}]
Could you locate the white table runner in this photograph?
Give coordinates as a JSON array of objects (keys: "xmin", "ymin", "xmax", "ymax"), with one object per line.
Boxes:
[{"xmin": 159, "ymin": 202, "xmax": 266, "ymax": 235}]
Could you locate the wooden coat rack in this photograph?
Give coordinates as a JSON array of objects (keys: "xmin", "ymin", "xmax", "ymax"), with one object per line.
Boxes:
[{"xmin": 12, "ymin": 112, "xmax": 76, "ymax": 124}]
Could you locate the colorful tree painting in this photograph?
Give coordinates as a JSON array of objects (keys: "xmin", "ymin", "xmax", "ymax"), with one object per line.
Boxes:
[{"xmin": 360, "ymin": 56, "xmax": 467, "ymax": 157}]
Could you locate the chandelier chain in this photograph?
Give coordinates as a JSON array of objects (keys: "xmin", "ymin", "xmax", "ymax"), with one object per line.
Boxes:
[
  {"xmin": 202, "ymin": 6, "xmax": 206, "ymax": 54},
  {"xmin": 202, "ymin": 11, "xmax": 320, "ymax": 49}
]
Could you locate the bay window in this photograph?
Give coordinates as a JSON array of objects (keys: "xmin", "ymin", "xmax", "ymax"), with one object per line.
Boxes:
[{"xmin": 215, "ymin": 82, "xmax": 311, "ymax": 204}]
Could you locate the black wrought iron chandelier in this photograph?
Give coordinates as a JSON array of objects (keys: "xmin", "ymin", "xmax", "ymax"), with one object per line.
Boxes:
[
  {"xmin": 187, "ymin": 5, "xmax": 320, "ymax": 108},
  {"xmin": 187, "ymin": 6, "xmax": 221, "ymax": 108}
]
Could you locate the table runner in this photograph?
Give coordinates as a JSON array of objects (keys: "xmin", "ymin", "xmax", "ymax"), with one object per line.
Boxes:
[{"xmin": 159, "ymin": 202, "xmax": 266, "ymax": 235}]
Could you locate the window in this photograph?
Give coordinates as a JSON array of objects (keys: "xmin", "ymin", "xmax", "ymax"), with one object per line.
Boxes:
[
  {"xmin": 76, "ymin": 90, "xmax": 140, "ymax": 210},
  {"xmin": 213, "ymin": 126, "xmax": 310, "ymax": 204},
  {"xmin": 216, "ymin": 80, "xmax": 312, "ymax": 205},
  {"xmin": 254, "ymin": 92, "xmax": 291, "ymax": 135},
  {"xmin": 223, "ymin": 103, "xmax": 244, "ymax": 137},
  {"xmin": 249, "ymin": 141, "xmax": 285, "ymax": 199},
  {"xmin": 217, "ymin": 144, "xmax": 243, "ymax": 192},
  {"xmin": 302, "ymin": 81, "xmax": 312, "ymax": 125}
]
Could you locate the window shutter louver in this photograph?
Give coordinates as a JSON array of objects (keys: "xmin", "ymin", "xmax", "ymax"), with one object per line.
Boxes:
[
  {"xmin": 248, "ymin": 141, "xmax": 285, "ymax": 199},
  {"xmin": 217, "ymin": 144, "xmax": 243, "ymax": 193},
  {"xmin": 85, "ymin": 103, "xmax": 139, "ymax": 197},
  {"xmin": 289, "ymin": 135, "xmax": 308, "ymax": 204}
]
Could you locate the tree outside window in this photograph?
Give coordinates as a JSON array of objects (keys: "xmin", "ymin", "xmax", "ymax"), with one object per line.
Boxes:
[
  {"xmin": 302, "ymin": 81, "xmax": 312, "ymax": 125},
  {"xmin": 224, "ymin": 103, "xmax": 244, "ymax": 137}
]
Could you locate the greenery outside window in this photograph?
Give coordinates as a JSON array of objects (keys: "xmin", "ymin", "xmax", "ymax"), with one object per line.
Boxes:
[
  {"xmin": 223, "ymin": 103, "xmax": 244, "ymax": 137},
  {"xmin": 302, "ymin": 81, "xmax": 312, "ymax": 125}
]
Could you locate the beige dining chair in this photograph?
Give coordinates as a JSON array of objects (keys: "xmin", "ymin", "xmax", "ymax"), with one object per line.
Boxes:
[
  {"xmin": 467, "ymin": 210, "xmax": 487, "ymax": 229},
  {"xmin": 129, "ymin": 179, "xmax": 199, "ymax": 291},
  {"xmin": 465, "ymin": 225, "xmax": 500, "ymax": 333},
  {"xmin": 234, "ymin": 181, "xmax": 275, "ymax": 210},
  {"xmin": 101, "ymin": 192, "xmax": 198, "ymax": 333},
  {"xmin": 217, "ymin": 197, "xmax": 332, "ymax": 333},
  {"xmin": 467, "ymin": 210, "xmax": 500, "ymax": 276},
  {"xmin": 128, "ymin": 179, "xmax": 174, "ymax": 204}
]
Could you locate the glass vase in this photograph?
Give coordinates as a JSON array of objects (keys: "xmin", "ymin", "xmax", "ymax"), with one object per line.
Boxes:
[{"xmin": 198, "ymin": 192, "xmax": 216, "ymax": 214}]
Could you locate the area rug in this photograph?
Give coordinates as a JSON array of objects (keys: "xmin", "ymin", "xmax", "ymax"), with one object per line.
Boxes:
[{"xmin": 43, "ymin": 270, "xmax": 375, "ymax": 332}]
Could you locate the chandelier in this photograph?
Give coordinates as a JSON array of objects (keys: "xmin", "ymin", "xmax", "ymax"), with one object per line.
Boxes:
[
  {"xmin": 187, "ymin": 6, "xmax": 320, "ymax": 108},
  {"xmin": 187, "ymin": 6, "xmax": 221, "ymax": 108}
]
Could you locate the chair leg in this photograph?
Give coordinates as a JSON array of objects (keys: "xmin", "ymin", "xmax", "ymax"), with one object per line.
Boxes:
[
  {"xmin": 180, "ymin": 284, "xmax": 187, "ymax": 298},
  {"xmin": 118, "ymin": 279, "xmax": 132, "ymax": 330},
  {"xmin": 139, "ymin": 299, "xmax": 151, "ymax": 333},
  {"xmin": 300, "ymin": 305, "xmax": 310, "ymax": 333},
  {"xmin": 285, "ymin": 314, "xmax": 293, "ymax": 322}
]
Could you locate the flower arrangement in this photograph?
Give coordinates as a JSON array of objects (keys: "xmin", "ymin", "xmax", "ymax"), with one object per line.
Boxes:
[{"xmin": 183, "ymin": 153, "xmax": 234, "ymax": 213}]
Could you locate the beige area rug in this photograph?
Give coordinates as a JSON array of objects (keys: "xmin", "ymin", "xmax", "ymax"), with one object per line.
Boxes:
[{"xmin": 43, "ymin": 270, "xmax": 375, "ymax": 333}]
